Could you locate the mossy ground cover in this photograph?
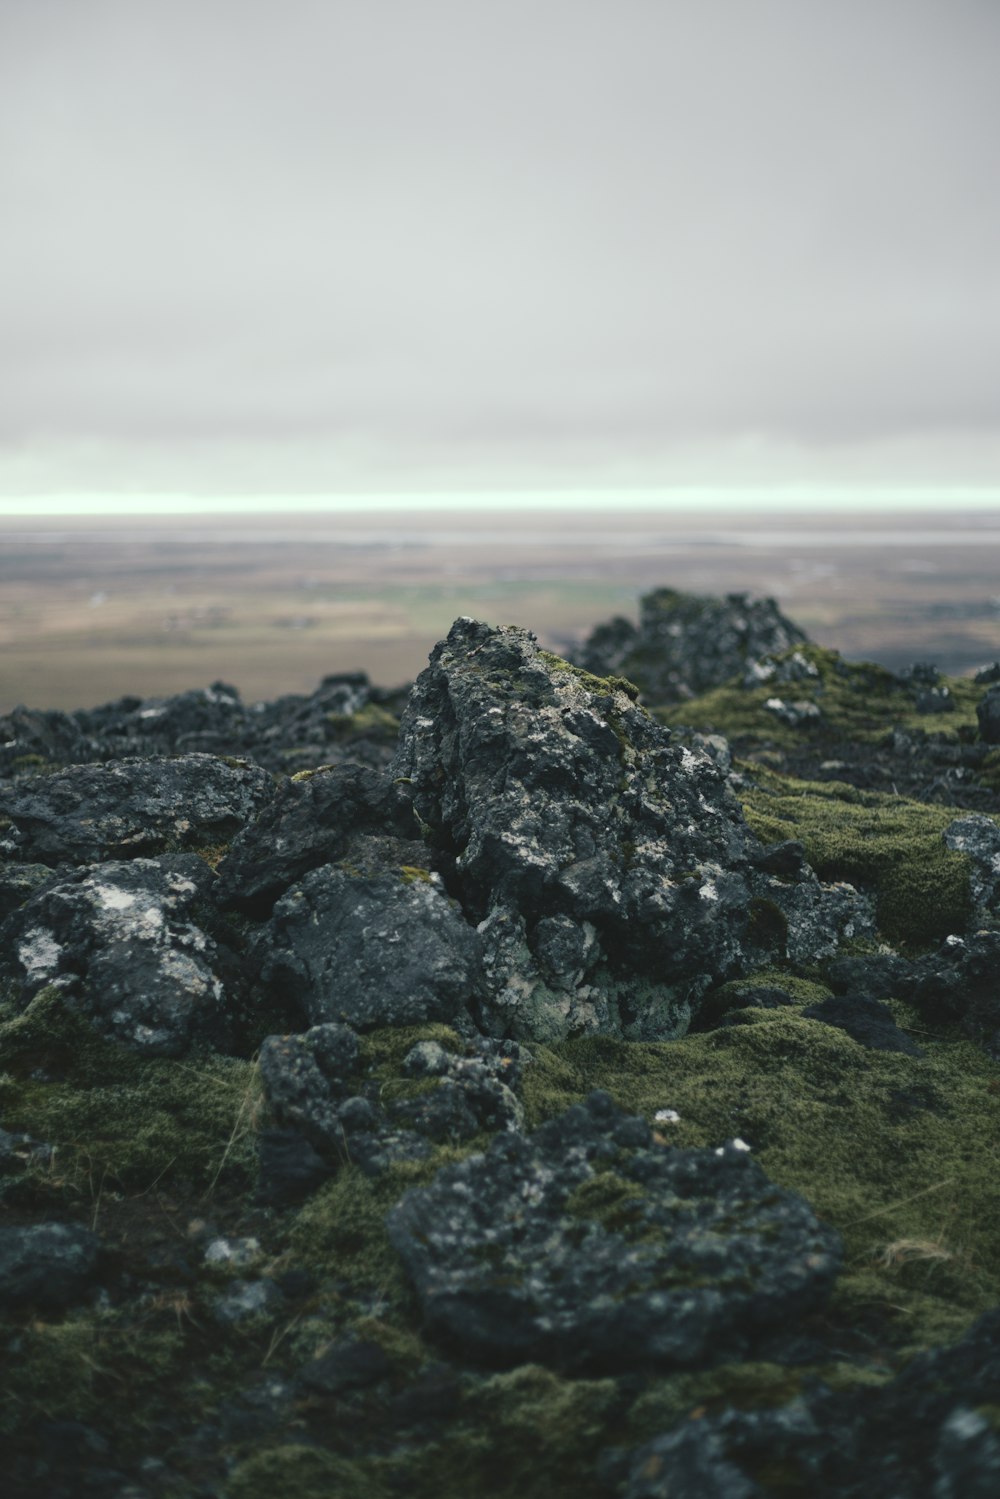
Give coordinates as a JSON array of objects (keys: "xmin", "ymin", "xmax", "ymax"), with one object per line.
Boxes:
[
  {"xmin": 653, "ymin": 644, "xmax": 983, "ymax": 748},
  {"xmin": 737, "ymin": 766, "xmax": 977, "ymax": 946},
  {"xmin": 4, "ymin": 988, "xmax": 1000, "ymax": 1495}
]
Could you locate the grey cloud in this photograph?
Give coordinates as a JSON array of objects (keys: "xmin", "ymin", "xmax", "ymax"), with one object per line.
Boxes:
[{"xmin": 1, "ymin": 0, "xmax": 998, "ymax": 487}]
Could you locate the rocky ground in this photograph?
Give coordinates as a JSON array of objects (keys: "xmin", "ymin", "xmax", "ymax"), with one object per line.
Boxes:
[{"xmin": 2, "ymin": 589, "xmax": 1000, "ymax": 1497}]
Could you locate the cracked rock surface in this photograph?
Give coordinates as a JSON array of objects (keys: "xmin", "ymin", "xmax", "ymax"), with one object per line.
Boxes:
[{"xmin": 388, "ymin": 1090, "xmax": 840, "ymax": 1372}]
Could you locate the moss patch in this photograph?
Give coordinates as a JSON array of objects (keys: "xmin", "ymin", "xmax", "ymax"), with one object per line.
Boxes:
[
  {"xmin": 738, "ymin": 767, "xmax": 976, "ymax": 946},
  {"xmin": 521, "ymin": 1010, "xmax": 1000, "ymax": 1360},
  {"xmin": 0, "ymin": 988, "xmax": 262, "ymax": 1193}
]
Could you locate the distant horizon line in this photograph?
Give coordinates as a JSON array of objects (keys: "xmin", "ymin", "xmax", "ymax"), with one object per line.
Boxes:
[{"xmin": 2, "ymin": 485, "xmax": 1000, "ymax": 517}]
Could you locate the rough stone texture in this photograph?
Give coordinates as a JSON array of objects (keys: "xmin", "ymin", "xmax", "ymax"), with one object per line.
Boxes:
[
  {"xmin": 215, "ymin": 761, "xmax": 421, "ymax": 914},
  {"xmin": 0, "ymin": 753, "xmax": 274, "ymax": 867},
  {"xmin": 0, "ymin": 704, "xmax": 96, "ymax": 779},
  {"xmin": 573, "ymin": 588, "xmax": 809, "ymax": 704},
  {"xmin": 259, "ymin": 866, "xmax": 484, "ymax": 1031},
  {"xmin": 942, "ymin": 813, "xmax": 1000, "ymax": 926},
  {"xmin": 0, "ymin": 861, "xmax": 53, "ymax": 923},
  {"xmin": 387, "ymin": 1091, "xmax": 840, "ymax": 1372},
  {"xmin": 0, "ymin": 854, "xmax": 247, "ymax": 1055},
  {"xmin": 391, "ymin": 618, "xmax": 762, "ymax": 1041},
  {"xmin": 0, "ymin": 1222, "xmax": 100, "ymax": 1309},
  {"xmin": 619, "ymin": 1307, "xmax": 1000, "ymax": 1499},
  {"xmin": 258, "ymin": 1024, "xmax": 524, "ymax": 1189}
]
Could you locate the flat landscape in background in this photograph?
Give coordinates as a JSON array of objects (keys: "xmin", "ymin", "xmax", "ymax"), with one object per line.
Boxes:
[{"xmin": 2, "ymin": 507, "xmax": 1000, "ymax": 712}]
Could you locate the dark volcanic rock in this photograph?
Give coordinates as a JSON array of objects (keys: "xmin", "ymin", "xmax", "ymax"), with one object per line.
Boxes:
[
  {"xmin": 258, "ymin": 1025, "xmax": 523, "ymax": 1187},
  {"xmin": 942, "ymin": 812, "xmax": 1000, "ymax": 926},
  {"xmin": 573, "ymin": 587, "xmax": 809, "ymax": 704},
  {"xmin": 976, "ymin": 684, "xmax": 1000, "ymax": 743},
  {"xmin": 215, "ymin": 761, "xmax": 420, "ymax": 914},
  {"xmin": 391, "ymin": 618, "xmax": 866, "ymax": 1040},
  {"xmin": 0, "ymin": 753, "xmax": 273, "ymax": 867},
  {"xmin": 391, "ymin": 618, "xmax": 761, "ymax": 1040},
  {"xmin": 907, "ymin": 931, "xmax": 1000, "ymax": 1056},
  {"xmin": 0, "ymin": 705, "xmax": 97, "ymax": 779},
  {"xmin": 387, "ymin": 1091, "xmax": 840, "ymax": 1372},
  {"xmin": 619, "ymin": 1305, "xmax": 1000, "ymax": 1499},
  {"xmin": 0, "ymin": 1222, "xmax": 100, "ymax": 1309},
  {"xmin": 1, "ymin": 854, "xmax": 248, "ymax": 1055},
  {"xmin": 259, "ymin": 866, "xmax": 484, "ymax": 1031}
]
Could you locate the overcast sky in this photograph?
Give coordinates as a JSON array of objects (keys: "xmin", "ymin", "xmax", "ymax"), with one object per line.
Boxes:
[{"xmin": 2, "ymin": 0, "xmax": 999, "ymax": 504}]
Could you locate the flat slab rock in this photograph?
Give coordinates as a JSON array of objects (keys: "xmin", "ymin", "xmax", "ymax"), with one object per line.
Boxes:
[
  {"xmin": 0, "ymin": 753, "xmax": 273, "ymax": 867},
  {"xmin": 387, "ymin": 1091, "xmax": 840, "ymax": 1372}
]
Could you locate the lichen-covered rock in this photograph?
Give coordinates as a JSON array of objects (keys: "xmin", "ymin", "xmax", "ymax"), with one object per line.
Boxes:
[
  {"xmin": 0, "ymin": 753, "xmax": 274, "ymax": 867},
  {"xmin": 0, "ymin": 1222, "xmax": 100, "ymax": 1309},
  {"xmin": 942, "ymin": 813, "xmax": 1000, "ymax": 927},
  {"xmin": 976, "ymin": 684, "xmax": 1000, "ymax": 743},
  {"xmin": 0, "ymin": 855, "xmax": 247, "ymax": 1055},
  {"xmin": 391, "ymin": 619, "xmax": 761, "ymax": 1040},
  {"xmin": 387, "ymin": 1091, "xmax": 840, "ymax": 1372},
  {"xmin": 259, "ymin": 866, "xmax": 484, "ymax": 1031},
  {"xmin": 215, "ymin": 762, "xmax": 420, "ymax": 914},
  {"xmin": 573, "ymin": 588, "xmax": 808, "ymax": 704}
]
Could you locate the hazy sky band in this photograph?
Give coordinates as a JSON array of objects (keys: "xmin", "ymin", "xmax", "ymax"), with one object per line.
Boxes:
[
  {"xmin": 3, "ymin": 489, "xmax": 1000, "ymax": 518},
  {"xmin": 2, "ymin": 0, "xmax": 998, "ymax": 497}
]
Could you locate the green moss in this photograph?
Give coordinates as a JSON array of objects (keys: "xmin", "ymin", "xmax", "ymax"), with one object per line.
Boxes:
[
  {"xmin": 399, "ymin": 864, "xmax": 434, "ymax": 884},
  {"xmin": 378, "ymin": 1366, "xmax": 618, "ymax": 1499},
  {"xmin": 565, "ymin": 1170, "xmax": 646, "ymax": 1232},
  {"xmin": 538, "ymin": 650, "xmax": 642, "ymax": 703},
  {"xmin": 0, "ymin": 988, "xmax": 261, "ymax": 1192},
  {"xmin": 0, "ymin": 1308, "xmax": 183, "ymax": 1441},
  {"xmin": 325, "ymin": 702, "xmax": 400, "ymax": 740},
  {"xmin": 739, "ymin": 768, "xmax": 976, "ymax": 946},
  {"xmin": 654, "ymin": 644, "xmax": 983, "ymax": 748},
  {"xmin": 520, "ymin": 1010, "xmax": 1000, "ymax": 1360},
  {"xmin": 227, "ymin": 1446, "xmax": 386, "ymax": 1499}
]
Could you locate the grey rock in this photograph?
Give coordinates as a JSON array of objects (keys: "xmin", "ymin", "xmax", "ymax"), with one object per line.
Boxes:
[
  {"xmin": 388, "ymin": 1091, "xmax": 841, "ymax": 1372},
  {"xmin": 391, "ymin": 619, "xmax": 759, "ymax": 1040},
  {"xmin": 215, "ymin": 761, "xmax": 420, "ymax": 914},
  {"xmin": 0, "ymin": 855, "xmax": 247, "ymax": 1055},
  {"xmin": 573, "ymin": 588, "xmax": 808, "ymax": 704},
  {"xmin": 260, "ymin": 865, "xmax": 484, "ymax": 1030},
  {"xmin": 976, "ymin": 685, "xmax": 1000, "ymax": 743},
  {"xmin": 942, "ymin": 813, "xmax": 1000, "ymax": 926},
  {"xmin": 0, "ymin": 753, "xmax": 273, "ymax": 867},
  {"xmin": 0, "ymin": 1222, "xmax": 100, "ymax": 1308}
]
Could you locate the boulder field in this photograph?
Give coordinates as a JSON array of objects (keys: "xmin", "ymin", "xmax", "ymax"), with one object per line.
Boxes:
[{"xmin": 2, "ymin": 599, "xmax": 1000, "ymax": 1498}]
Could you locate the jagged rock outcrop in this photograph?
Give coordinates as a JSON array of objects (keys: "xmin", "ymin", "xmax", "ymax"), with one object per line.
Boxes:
[
  {"xmin": 388, "ymin": 1090, "xmax": 841, "ymax": 1372},
  {"xmin": 0, "ymin": 854, "xmax": 248, "ymax": 1055},
  {"xmin": 573, "ymin": 587, "xmax": 809, "ymax": 703},
  {"xmin": 0, "ymin": 753, "xmax": 273, "ymax": 867},
  {"xmin": 389, "ymin": 617, "xmax": 862, "ymax": 1041}
]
